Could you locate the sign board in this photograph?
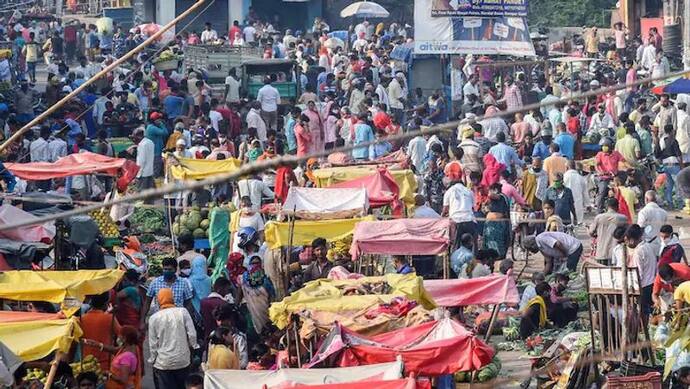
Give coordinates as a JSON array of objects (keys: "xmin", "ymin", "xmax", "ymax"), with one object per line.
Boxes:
[
  {"xmin": 414, "ymin": 0, "xmax": 536, "ymax": 56},
  {"xmin": 431, "ymin": 0, "xmax": 528, "ymax": 17},
  {"xmin": 585, "ymin": 267, "xmax": 640, "ymax": 295}
]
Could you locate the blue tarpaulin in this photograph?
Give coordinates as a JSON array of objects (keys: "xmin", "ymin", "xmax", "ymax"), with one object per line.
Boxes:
[
  {"xmin": 390, "ymin": 43, "xmax": 413, "ymax": 62},
  {"xmin": 660, "ymin": 78, "xmax": 690, "ymax": 94}
]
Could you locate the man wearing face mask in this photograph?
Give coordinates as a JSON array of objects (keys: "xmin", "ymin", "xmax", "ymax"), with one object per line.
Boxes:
[
  {"xmin": 652, "ymin": 93, "xmax": 677, "ymax": 130},
  {"xmin": 625, "ymin": 224, "xmax": 657, "ymax": 325},
  {"xmin": 544, "ymin": 173, "xmax": 577, "ymax": 226},
  {"xmin": 588, "ymin": 104, "xmax": 615, "ymax": 136},
  {"xmin": 594, "ymin": 138, "xmax": 625, "ymax": 212},
  {"xmin": 653, "ymin": 263, "xmax": 690, "ymax": 309},
  {"xmin": 140, "ymin": 258, "xmax": 195, "ymax": 334}
]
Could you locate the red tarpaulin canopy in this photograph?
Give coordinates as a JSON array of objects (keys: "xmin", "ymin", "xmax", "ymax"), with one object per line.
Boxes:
[
  {"xmin": 350, "ymin": 218, "xmax": 451, "ymax": 258},
  {"xmin": 331, "ymin": 168, "xmax": 403, "ymax": 216},
  {"xmin": 5, "ymin": 152, "xmax": 139, "ymax": 183},
  {"xmin": 306, "ymin": 318, "xmax": 494, "ymax": 375},
  {"xmin": 423, "ymin": 273, "xmax": 520, "ymax": 307}
]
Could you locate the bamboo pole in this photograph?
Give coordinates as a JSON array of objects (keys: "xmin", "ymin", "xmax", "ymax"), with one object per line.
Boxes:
[
  {"xmin": 43, "ymin": 351, "xmax": 63, "ymax": 389},
  {"xmin": 0, "ymin": 0, "xmax": 209, "ymax": 154}
]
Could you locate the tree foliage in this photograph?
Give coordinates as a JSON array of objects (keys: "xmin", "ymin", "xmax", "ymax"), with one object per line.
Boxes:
[{"xmin": 527, "ymin": 0, "xmax": 617, "ymax": 28}]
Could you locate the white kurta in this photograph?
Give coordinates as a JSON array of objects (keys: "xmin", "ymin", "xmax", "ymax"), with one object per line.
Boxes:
[{"xmin": 563, "ymin": 169, "xmax": 589, "ymax": 223}]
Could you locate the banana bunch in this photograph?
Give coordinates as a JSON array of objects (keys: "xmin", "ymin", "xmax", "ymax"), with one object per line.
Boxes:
[
  {"xmin": 89, "ymin": 210, "xmax": 119, "ymax": 238},
  {"xmin": 70, "ymin": 355, "xmax": 107, "ymax": 382},
  {"xmin": 26, "ymin": 368, "xmax": 46, "ymax": 384}
]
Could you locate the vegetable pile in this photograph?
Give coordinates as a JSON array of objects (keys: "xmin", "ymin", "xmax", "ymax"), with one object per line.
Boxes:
[
  {"xmin": 130, "ymin": 207, "xmax": 166, "ymax": 234},
  {"xmin": 454, "ymin": 357, "xmax": 502, "ymax": 382},
  {"xmin": 172, "ymin": 206, "xmax": 210, "ymax": 239},
  {"xmin": 89, "ymin": 210, "xmax": 119, "ymax": 238}
]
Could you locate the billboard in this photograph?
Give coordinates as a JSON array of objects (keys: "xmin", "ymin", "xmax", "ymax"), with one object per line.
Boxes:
[
  {"xmin": 431, "ymin": 0, "xmax": 528, "ymax": 17},
  {"xmin": 414, "ymin": 0, "xmax": 535, "ymax": 56}
]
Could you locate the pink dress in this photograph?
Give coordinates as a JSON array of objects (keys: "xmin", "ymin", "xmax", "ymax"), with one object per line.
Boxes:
[{"xmin": 304, "ymin": 109, "xmax": 324, "ymax": 153}]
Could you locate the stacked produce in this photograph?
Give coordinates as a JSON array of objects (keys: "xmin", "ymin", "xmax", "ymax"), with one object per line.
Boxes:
[
  {"xmin": 89, "ymin": 210, "xmax": 119, "ymax": 238},
  {"xmin": 454, "ymin": 357, "xmax": 502, "ymax": 382},
  {"xmin": 130, "ymin": 207, "xmax": 166, "ymax": 234},
  {"xmin": 70, "ymin": 355, "xmax": 106, "ymax": 383},
  {"xmin": 25, "ymin": 368, "xmax": 47, "ymax": 385},
  {"xmin": 172, "ymin": 206, "xmax": 210, "ymax": 239}
]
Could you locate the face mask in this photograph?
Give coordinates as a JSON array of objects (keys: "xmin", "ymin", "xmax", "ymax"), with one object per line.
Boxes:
[
  {"xmin": 180, "ymin": 269, "xmax": 191, "ymax": 277},
  {"xmin": 602, "ymin": 146, "xmax": 610, "ymax": 152},
  {"xmin": 163, "ymin": 270, "xmax": 175, "ymax": 281},
  {"xmin": 553, "ymin": 181, "xmax": 563, "ymax": 189},
  {"xmin": 532, "ymin": 167, "xmax": 542, "ymax": 173}
]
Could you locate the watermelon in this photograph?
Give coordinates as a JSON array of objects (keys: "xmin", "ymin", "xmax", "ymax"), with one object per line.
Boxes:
[{"xmin": 193, "ymin": 228, "xmax": 206, "ymax": 239}]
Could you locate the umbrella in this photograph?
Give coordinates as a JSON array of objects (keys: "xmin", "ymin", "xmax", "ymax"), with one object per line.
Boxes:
[
  {"xmin": 324, "ymin": 37, "xmax": 345, "ymax": 49},
  {"xmin": 652, "ymin": 78, "xmax": 690, "ymax": 95},
  {"xmin": 340, "ymin": 1, "xmax": 390, "ymax": 18}
]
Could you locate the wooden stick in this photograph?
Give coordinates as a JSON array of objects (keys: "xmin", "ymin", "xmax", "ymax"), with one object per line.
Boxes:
[
  {"xmin": 0, "ymin": 0, "xmax": 209, "ymax": 154},
  {"xmin": 43, "ymin": 351, "xmax": 63, "ymax": 389},
  {"xmin": 484, "ymin": 304, "xmax": 501, "ymax": 342}
]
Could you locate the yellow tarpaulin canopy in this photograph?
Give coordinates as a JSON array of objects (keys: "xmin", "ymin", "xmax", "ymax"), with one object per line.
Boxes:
[
  {"xmin": 269, "ymin": 273, "xmax": 436, "ymax": 329},
  {"xmin": 0, "ymin": 317, "xmax": 83, "ymax": 361},
  {"xmin": 312, "ymin": 167, "xmax": 417, "ymax": 205},
  {"xmin": 264, "ymin": 216, "xmax": 375, "ymax": 250},
  {"xmin": 169, "ymin": 157, "xmax": 242, "ymax": 180},
  {"xmin": 0, "ymin": 270, "xmax": 123, "ymax": 304}
]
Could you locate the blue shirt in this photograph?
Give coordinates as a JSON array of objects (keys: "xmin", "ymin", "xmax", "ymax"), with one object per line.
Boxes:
[
  {"xmin": 145, "ymin": 123, "xmax": 168, "ymax": 157},
  {"xmin": 98, "ymin": 33, "xmax": 112, "ymax": 50},
  {"xmin": 163, "ymin": 95, "xmax": 184, "ymax": 119},
  {"xmin": 488, "ymin": 142, "xmax": 523, "ymax": 173},
  {"xmin": 0, "ymin": 162, "xmax": 16, "ymax": 193},
  {"xmin": 65, "ymin": 119, "xmax": 83, "ymax": 147},
  {"xmin": 554, "ymin": 133, "xmax": 575, "ymax": 160},
  {"xmin": 450, "ymin": 246, "xmax": 473, "ymax": 276},
  {"xmin": 134, "ymin": 87, "xmax": 150, "ymax": 112},
  {"xmin": 369, "ymin": 141, "xmax": 392, "ymax": 160},
  {"xmin": 146, "ymin": 275, "xmax": 193, "ymax": 309},
  {"xmin": 532, "ymin": 141, "xmax": 551, "ymax": 161},
  {"xmin": 352, "ymin": 123, "xmax": 374, "ymax": 160},
  {"xmin": 285, "ymin": 116, "xmax": 297, "ymax": 152},
  {"xmin": 397, "ymin": 264, "xmax": 414, "ymax": 274}
]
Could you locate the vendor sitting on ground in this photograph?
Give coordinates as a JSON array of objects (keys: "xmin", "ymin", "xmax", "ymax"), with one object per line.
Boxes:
[
  {"xmin": 458, "ymin": 249, "xmax": 496, "ymax": 279},
  {"xmin": 653, "ymin": 263, "xmax": 690, "ymax": 310},
  {"xmin": 549, "ymin": 273, "xmax": 578, "ymax": 328},
  {"xmin": 393, "ymin": 255, "xmax": 414, "ymax": 274},
  {"xmin": 520, "ymin": 282, "xmax": 551, "ymax": 339},
  {"xmin": 519, "ymin": 272, "xmax": 546, "ymax": 311}
]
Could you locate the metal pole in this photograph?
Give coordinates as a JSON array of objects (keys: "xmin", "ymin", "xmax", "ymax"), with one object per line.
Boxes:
[
  {"xmin": 621, "ymin": 246, "xmax": 629, "ymax": 360},
  {"xmin": 684, "ymin": 0, "xmax": 690, "ymax": 70},
  {"xmin": 0, "ymin": 0, "xmax": 209, "ymax": 154}
]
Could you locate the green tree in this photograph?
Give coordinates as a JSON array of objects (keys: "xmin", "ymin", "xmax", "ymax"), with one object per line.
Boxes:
[{"xmin": 528, "ymin": 0, "xmax": 617, "ymax": 28}]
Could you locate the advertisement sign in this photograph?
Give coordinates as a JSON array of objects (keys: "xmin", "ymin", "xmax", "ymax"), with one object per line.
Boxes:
[
  {"xmin": 415, "ymin": 0, "xmax": 535, "ymax": 56},
  {"xmin": 431, "ymin": 0, "xmax": 528, "ymax": 17}
]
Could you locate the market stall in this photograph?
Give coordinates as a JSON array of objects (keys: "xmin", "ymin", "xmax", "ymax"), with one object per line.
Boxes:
[
  {"xmin": 306, "ymin": 318, "xmax": 494, "ymax": 376},
  {"xmin": 264, "ymin": 216, "xmax": 375, "ymax": 250},
  {"xmin": 349, "ymin": 218, "xmax": 452, "ymax": 277},
  {"xmin": 330, "ymin": 168, "xmax": 404, "ymax": 217},
  {"xmin": 0, "ymin": 269, "xmax": 123, "ymax": 315},
  {"xmin": 204, "ymin": 361, "xmax": 406, "ymax": 389},
  {"xmin": 0, "ymin": 314, "xmax": 82, "ymax": 361},
  {"xmin": 311, "ymin": 166, "xmax": 416, "ymax": 208},
  {"xmin": 281, "ymin": 187, "xmax": 369, "ymax": 220},
  {"xmin": 167, "ymin": 155, "xmax": 242, "ymax": 180},
  {"xmin": 4, "ymin": 151, "xmax": 139, "ymax": 183}
]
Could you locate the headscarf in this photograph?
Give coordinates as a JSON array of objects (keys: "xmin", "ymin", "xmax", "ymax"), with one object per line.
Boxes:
[
  {"xmin": 242, "ymin": 260, "xmax": 276, "ymax": 298},
  {"xmin": 484, "ymin": 105, "xmax": 499, "ymax": 117},
  {"xmin": 481, "ymin": 153, "xmax": 505, "ymax": 187},
  {"xmin": 274, "ymin": 166, "xmax": 296, "ymax": 204},
  {"xmin": 305, "ymin": 158, "xmax": 319, "ymax": 183},
  {"xmin": 189, "ymin": 257, "xmax": 212, "ymax": 312},
  {"xmin": 226, "ymin": 252, "xmax": 246, "ymax": 285},
  {"xmin": 157, "ymin": 288, "xmax": 175, "ymax": 310}
]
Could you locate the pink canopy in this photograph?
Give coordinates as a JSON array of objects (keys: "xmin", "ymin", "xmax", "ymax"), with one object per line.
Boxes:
[
  {"xmin": 5, "ymin": 152, "xmax": 139, "ymax": 183},
  {"xmin": 271, "ymin": 378, "xmax": 429, "ymax": 389},
  {"xmin": 350, "ymin": 218, "xmax": 451, "ymax": 258},
  {"xmin": 331, "ymin": 168, "xmax": 403, "ymax": 216},
  {"xmin": 306, "ymin": 318, "xmax": 494, "ymax": 375},
  {"xmin": 423, "ymin": 273, "xmax": 520, "ymax": 307}
]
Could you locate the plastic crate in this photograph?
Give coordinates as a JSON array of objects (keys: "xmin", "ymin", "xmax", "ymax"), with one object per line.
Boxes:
[{"xmin": 607, "ymin": 372, "xmax": 661, "ymax": 389}]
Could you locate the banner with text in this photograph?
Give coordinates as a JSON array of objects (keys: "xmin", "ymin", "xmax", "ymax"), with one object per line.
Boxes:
[
  {"xmin": 415, "ymin": 0, "xmax": 535, "ymax": 56},
  {"xmin": 431, "ymin": 0, "xmax": 528, "ymax": 17}
]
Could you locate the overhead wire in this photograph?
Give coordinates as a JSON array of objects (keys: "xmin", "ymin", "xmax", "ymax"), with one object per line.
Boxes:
[{"xmin": 1, "ymin": 67, "xmax": 689, "ymax": 231}]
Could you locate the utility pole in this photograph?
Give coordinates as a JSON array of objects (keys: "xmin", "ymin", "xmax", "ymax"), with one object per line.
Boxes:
[{"xmin": 684, "ymin": 0, "xmax": 690, "ymax": 70}]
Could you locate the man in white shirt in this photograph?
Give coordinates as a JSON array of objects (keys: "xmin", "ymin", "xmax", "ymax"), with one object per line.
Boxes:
[
  {"xmin": 677, "ymin": 102, "xmax": 690, "ymax": 162},
  {"xmin": 442, "ymin": 179, "xmax": 477, "ymax": 249},
  {"xmin": 640, "ymin": 40, "xmax": 657, "ymax": 71},
  {"xmin": 462, "ymin": 74, "xmax": 479, "ymax": 105},
  {"xmin": 246, "ymin": 101, "xmax": 267, "ymax": 142},
  {"xmin": 48, "ymin": 132, "xmax": 68, "ymax": 163},
  {"xmin": 388, "ymin": 73, "xmax": 405, "ymax": 124},
  {"xmin": 256, "ymin": 76, "xmax": 281, "ymax": 130},
  {"xmin": 225, "ymin": 68, "xmax": 240, "ymax": 103},
  {"xmin": 133, "ymin": 128, "xmax": 155, "ymax": 196},
  {"xmin": 243, "ymin": 23, "xmax": 257, "ymax": 45},
  {"xmin": 526, "ymin": 231, "xmax": 583, "ymax": 274},
  {"xmin": 30, "ymin": 127, "xmax": 51, "ymax": 163},
  {"xmin": 413, "ymin": 194, "xmax": 441, "ymax": 218},
  {"xmin": 148, "ymin": 288, "xmax": 199, "ymax": 389},
  {"xmin": 236, "ymin": 175, "xmax": 274, "ymax": 211},
  {"xmin": 637, "ymin": 190, "xmax": 667, "ymax": 256},
  {"xmin": 200, "ymin": 23, "xmax": 218, "ymax": 43},
  {"xmin": 588, "ymin": 105, "xmax": 615, "ymax": 134},
  {"xmin": 625, "ymin": 224, "xmax": 657, "ymax": 324},
  {"xmin": 406, "ymin": 133, "xmax": 427, "ymax": 174},
  {"xmin": 208, "ymin": 99, "xmax": 223, "ymax": 132}
]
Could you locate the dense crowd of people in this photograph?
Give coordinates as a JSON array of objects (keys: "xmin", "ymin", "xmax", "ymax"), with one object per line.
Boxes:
[{"xmin": 2, "ymin": 5, "xmax": 690, "ymax": 388}]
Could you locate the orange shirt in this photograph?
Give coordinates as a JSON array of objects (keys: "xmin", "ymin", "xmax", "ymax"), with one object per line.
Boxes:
[
  {"xmin": 81, "ymin": 310, "xmax": 122, "ymax": 370},
  {"xmin": 652, "ymin": 263, "xmax": 690, "ymax": 296},
  {"xmin": 543, "ymin": 154, "xmax": 567, "ymax": 185}
]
